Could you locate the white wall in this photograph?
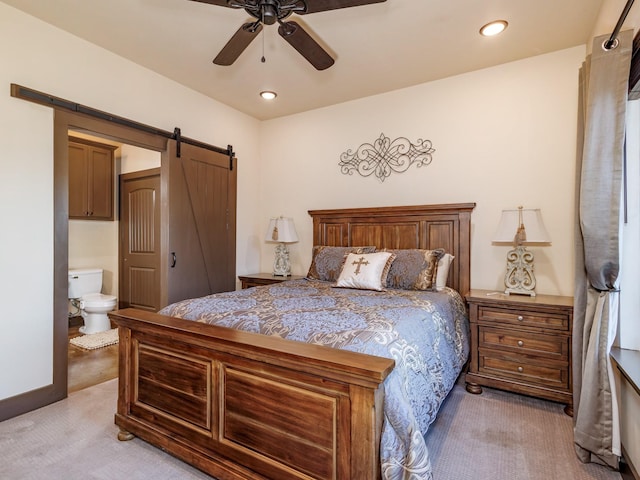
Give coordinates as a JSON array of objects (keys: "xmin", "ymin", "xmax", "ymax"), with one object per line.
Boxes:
[
  {"xmin": 0, "ymin": 2, "xmax": 262, "ymax": 401},
  {"xmin": 259, "ymin": 46, "xmax": 584, "ymax": 297},
  {"xmin": 120, "ymin": 143, "xmax": 162, "ymax": 175},
  {"xmin": 68, "ymin": 220, "xmax": 118, "ymax": 296}
]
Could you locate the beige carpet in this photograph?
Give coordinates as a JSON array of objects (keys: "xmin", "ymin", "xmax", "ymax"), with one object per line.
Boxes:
[
  {"xmin": 0, "ymin": 378, "xmax": 623, "ymax": 480},
  {"xmin": 69, "ymin": 328, "xmax": 118, "ymax": 350},
  {"xmin": 0, "ymin": 379, "xmax": 210, "ymax": 480},
  {"xmin": 426, "ymin": 384, "xmax": 622, "ymax": 480}
]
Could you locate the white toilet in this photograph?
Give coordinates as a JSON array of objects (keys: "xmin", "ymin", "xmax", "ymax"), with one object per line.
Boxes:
[{"xmin": 68, "ymin": 268, "xmax": 117, "ymax": 334}]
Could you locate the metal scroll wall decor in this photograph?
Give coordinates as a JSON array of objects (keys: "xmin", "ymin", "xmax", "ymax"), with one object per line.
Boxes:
[{"xmin": 339, "ymin": 133, "xmax": 435, "ymax": 182}]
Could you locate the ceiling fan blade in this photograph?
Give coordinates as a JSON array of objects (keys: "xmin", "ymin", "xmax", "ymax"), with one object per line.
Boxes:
[
  {"xmin": 278, "ymin": 21, "xmax": 334, "ymax": 70},
  {"xmin": 213, "ymin": 22, "xmax": 263, "ymax": 66},
  {"xmin": 298, "ymin": 0, "xmax": 387, "ymax": 14},
  {"xmin": 188, "ymin": 0, "xmax": 235, "ymax": 6}
]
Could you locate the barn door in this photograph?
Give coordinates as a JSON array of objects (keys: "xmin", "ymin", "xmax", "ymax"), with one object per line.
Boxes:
[
  {"xmin": 165, "ymin": 139, "xmax": 236, "ymax": 306},
  {"xmin": 119, "ymin": 168, "xmax": 162, "ymax": 311}
]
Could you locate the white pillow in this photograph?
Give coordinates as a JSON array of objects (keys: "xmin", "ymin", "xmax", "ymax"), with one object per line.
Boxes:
[
  {"xmin": 436, "ymin": 254, "xmax": 455, "ymax": 291},
  {"xmin": 335, "ymin": 252, "xmax": 395, "ymax": 291}
]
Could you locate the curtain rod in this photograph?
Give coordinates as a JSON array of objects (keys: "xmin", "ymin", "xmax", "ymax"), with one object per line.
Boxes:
[{"xmin": 605, "ymin": 0, "xmax": 635, "ymax": 49}]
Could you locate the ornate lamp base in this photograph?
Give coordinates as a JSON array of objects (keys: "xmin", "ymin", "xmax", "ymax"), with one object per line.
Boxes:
[
  {"xmin": 272, "ymin": 243, "xmax": 291, "ymax": 277},
  {"xmin": 504, "ymin": 245, "xmax": 537, "ymax": 297}
]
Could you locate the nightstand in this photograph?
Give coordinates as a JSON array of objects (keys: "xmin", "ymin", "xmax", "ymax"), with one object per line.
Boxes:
[
  {"xmin": 465, "ymin": 289, "xmax": 574, "ymax": 416},
  {"xmin": 238, "ymin": 273, "xmax": 305, "ymax": 289}
]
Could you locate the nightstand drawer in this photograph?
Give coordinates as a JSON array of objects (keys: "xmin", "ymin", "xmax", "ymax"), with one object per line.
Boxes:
[
  {"xmin": 479, "ymin": 326, "xmax": 569, "ymax": 359},
  {"xmin": 478, "ymin": 306, "xmax": 569, "ymax": 331},
  {"xmin": 478, "ymin": 352, "xmax": 569, "ymax": 390}
]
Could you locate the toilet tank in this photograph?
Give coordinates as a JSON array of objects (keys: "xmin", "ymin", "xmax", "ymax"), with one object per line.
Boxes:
[{"xmin": 68, "ymin": 268, "xmax": 103, "ymax": 299}]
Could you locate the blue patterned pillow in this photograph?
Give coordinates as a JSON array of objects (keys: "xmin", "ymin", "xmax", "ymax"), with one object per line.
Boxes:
[
  {"xmin": 306, "ymin": 246, "xmax": 376, "ymax": 282},
  {"xmin": 383, "ymin": 248, "xmax": 445, "ymax": 291}
]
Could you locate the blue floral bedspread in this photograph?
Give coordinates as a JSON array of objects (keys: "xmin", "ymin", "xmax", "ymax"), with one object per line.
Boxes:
[{"xmin": 159, "ymin": 279, "xmax": 469, "ymax": 480}]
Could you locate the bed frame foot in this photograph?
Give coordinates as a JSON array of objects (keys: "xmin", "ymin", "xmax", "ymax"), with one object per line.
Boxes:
[
  {"xmin": 117, "ymin": 429, "xmax": 135, "ymax": 441},
  {"xmin": 465, "ymin": 382, "xmax": 482, "ymax": 394}
]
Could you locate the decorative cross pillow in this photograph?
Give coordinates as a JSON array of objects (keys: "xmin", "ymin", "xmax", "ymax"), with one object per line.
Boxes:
[
  {"xmin": 306, "ymin": 245, "xmax": 376, "ymax": 282},
  {"xmin": 335, "ymin": 252, "xmax": 396, "ymax": 291}
]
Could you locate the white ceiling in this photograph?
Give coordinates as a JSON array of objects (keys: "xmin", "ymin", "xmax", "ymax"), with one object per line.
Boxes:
[{"xmin": 3, "ymin": 0, "xmax": 605, "ymax": 120}]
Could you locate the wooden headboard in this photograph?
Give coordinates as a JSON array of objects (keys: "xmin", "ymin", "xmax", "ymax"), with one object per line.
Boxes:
[{"xmin": 308, "ymin": 203, "xmax": 475, "ymax": 295}]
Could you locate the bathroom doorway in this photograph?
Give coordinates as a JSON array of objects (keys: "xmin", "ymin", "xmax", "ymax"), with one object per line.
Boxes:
[{"xmin": 66, "ymin": 129, "xmax": 161, "ymax": 392}]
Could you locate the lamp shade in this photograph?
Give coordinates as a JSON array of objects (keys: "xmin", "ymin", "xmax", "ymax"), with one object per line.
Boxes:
[
  {"xmin": 265, "ymin": 217, "xmax": 298, "ymax": 243},
  {"xmin": 492, "ymin": 208, "xmax": 551, "ymax": 244}
]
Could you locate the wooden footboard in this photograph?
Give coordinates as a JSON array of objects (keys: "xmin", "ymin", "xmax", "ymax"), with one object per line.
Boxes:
[{"xmin": 110, "ymin": 308, "xmax": 395, "ymax": 480}]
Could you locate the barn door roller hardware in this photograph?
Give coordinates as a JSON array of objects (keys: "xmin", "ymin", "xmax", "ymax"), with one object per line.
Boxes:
[{"xmin": 10, "ymin": 84, "xmax": 234, "ymax": 160}]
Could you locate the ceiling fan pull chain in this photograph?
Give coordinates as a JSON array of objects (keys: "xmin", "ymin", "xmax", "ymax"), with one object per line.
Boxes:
[{"xmin": 261, "ymin": 29, "xmax": 266, "ymax": 63}]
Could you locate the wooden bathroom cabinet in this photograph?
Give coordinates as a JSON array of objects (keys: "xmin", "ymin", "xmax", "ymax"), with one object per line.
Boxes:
[{"xmin": 68, "ymin": 136, "xmax": 115, "ymax": 220}]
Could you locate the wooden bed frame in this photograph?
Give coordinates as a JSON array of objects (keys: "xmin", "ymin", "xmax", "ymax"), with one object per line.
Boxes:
[{"xmin": 110, "ymin": 203, "xmax": 475, "ymax": 480}]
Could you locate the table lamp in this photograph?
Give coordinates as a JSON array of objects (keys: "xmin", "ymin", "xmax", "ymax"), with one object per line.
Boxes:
[
  {"xmin": 493, "ymin": 206, "xmax": 551, "ymax": 296},
  {"xmin": 265, "ymin": 216, "xmax": 298, "ymax": 276}
]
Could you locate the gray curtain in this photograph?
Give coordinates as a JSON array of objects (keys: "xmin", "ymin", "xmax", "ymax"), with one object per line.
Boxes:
[{"xmin": 573, "ymin": 30, "xmax": 632, "ymax": 468}]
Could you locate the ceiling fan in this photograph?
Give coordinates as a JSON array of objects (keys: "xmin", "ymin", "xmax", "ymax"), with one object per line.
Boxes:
[{"xmin": 189, "ymin": 0, "xmax": 387, "ymax": 70}]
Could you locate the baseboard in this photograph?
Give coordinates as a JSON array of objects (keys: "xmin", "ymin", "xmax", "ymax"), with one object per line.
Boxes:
[
  {"xmin": 0, "ymin": 382, "xmax": 66, "ymax": 422},
  {"xmin": 622, "ymin": 446, "xmax": 639, "ymax": 480}
]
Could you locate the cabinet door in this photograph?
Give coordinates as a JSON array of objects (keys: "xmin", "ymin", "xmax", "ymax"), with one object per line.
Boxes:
[
  {"xmin": 68, "ymin": 137, "xmax": 114, "ymax": 220},
  {"xmin": 68, "ymin": 142, "xmax": 89, "ymax": 218},
  {"xmin": 87, "ymin": 145, "xmax": 114, "ymax": 220}
]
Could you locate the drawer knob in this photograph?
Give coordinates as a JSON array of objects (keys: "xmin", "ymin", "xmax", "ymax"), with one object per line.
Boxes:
[
  {"xmin": 517, "ymin": 366, "xmax": 524, "ymax": 373},
  {"xmin": 517, "ymin": 315, "xmax": 524, "ymax": 321},
  {"xmin": 517, "ymin": 340, "xmax": 524, "ymax": 347}
]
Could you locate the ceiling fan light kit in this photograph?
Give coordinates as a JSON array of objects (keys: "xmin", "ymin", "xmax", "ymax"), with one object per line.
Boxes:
[{"xmin": 191, "ymin": 0, "xmax": 387, "ymax": 69}]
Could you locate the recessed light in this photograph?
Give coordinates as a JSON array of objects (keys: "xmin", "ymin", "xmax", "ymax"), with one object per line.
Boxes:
[
  {"xmin": 260, "ymin": 91, "xmax": 277, "ymax": 100},
  {"xmin": 480, "ymin": 20, "xmax": 508, "ymax": 37}
]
